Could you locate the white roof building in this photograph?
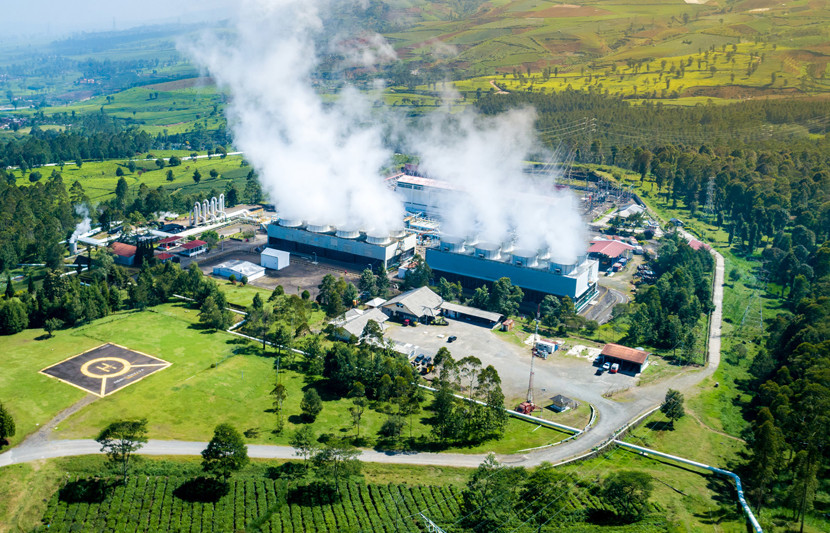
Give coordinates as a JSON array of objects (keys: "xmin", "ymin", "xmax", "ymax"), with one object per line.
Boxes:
[{"xmin": 212, "ymin": 260, "xmax": 266, "ymax": 281}]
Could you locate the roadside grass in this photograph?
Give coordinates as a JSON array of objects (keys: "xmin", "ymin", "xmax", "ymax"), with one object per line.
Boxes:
[{"xmin": 0, "ymin": 303, "xmax": 568, "ymax": 455}]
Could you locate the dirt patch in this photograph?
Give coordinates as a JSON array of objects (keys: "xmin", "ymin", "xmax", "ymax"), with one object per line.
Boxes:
[
  {"xmin": 524, "ymin": 5, "xmax": 612, "ymax": 18},
  {"xmin": 142, "ymin": 77, "xmax": 215, "ymax": 91}
]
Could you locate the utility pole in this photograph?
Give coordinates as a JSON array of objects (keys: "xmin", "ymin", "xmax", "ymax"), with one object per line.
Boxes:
[{"xmin": 527, "ymin": 307, "xmax": 540, "ymax": 405}]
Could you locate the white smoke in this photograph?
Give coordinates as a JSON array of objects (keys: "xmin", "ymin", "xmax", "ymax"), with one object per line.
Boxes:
[
  {"xmin": 184, "ymin": 0, "xmax": 586, "ymax": 260},
  {"xmin": 70, "ymin": 205, "xmax": 92, "ymax": 243},
  {"xmin": 183, "ymin": 0, "xmax": 403, "ymax": 234},
  {"xmin": 411, "ymin": 105, "xmax": 586, "ymax": 263}
]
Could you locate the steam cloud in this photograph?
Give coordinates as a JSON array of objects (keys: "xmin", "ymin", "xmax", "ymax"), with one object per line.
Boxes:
[
  {"xmin": 411, "ymin": 105, "xmax": 586, "ymax": 263},
  {"xmin": 70, "ymin": 205, "xmax": 92, "ymax": 243},
  {"xmin": 185, "ymin": 0, "xmax": 585, "ymax": 261}
]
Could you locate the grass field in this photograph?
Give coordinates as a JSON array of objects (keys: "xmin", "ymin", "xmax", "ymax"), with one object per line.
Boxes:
[
  {"xmin": 0, "ymin": 302, "xmax": 568, "ymax": 454},
  {"xmin": 9, "ymin": 152, "xmax": 248, "ymax": 204}
]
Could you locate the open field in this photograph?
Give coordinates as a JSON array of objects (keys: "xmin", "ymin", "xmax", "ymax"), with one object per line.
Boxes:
[
  {"xmin": 0, "ymin": 303, "xmax": 568, "ymax": 454},
  {"xmin": 8, "ymin": 152, "xmax": 247, "ymax": 203}
]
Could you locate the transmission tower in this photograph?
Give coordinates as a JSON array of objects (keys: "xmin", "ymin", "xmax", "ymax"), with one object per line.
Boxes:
[
  {"xmin": 704, "ymin": 175, "xmax": 715, "ymax": 221},
  {"xmin": 739, "ymin": 265, "xmax": 768, "ymax": 334},
  {"xmin": 420, "ymin": 513, "xmax": 446, "ymax": 533}
]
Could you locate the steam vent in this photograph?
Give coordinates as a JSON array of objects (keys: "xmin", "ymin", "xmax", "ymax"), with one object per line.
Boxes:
[{"xmin": 267, "ymin": 219, "xmax": 416, "ymax": 270}]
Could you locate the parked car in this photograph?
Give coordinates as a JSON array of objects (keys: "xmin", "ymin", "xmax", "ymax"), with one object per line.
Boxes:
[
  {"xmin": 447, "ymin": 336, "xmax": 457, "ymax": 343},
  {"xmin": 602, "ymin": 362, "xmax": 611, "ymax": 372},
  {"xmin": 610, "ymin": 363, "xmax": 620, "ymax": 374},
  {"xmin": 415, "ymin": 354, "xmax": 425, "ymax": 363}
]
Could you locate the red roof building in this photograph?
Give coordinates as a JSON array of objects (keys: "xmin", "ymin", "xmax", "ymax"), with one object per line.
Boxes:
[
  {"xmin": 156, "ymin": 252, "xmax": 174, "ymax": 262},
  {"xmin": 588, "ymin": 240, "xmax": 634, "ymax": 264},
  {"xmin": 687, "ymin": 239, "xmax": 711, "ymax": 252},
  {"xmin": 110, "ymin": 242, "xmax": 137, "ymax": 266},
  {"xmin": 157, "ymin": 236, "xmax": 182, "ymax": 250},
  {"xmin": 600, "ymin": 343, "xmax": 650, "ymax": 373},
  {"xmin": 179, "ymin": 239, "xmax": 207, "ymax": 257}
]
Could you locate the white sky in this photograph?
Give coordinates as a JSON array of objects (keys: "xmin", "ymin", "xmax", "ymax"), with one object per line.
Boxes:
[{"xmin": 3, "ymin": 0, "xmax": 234, "ymax": 38}]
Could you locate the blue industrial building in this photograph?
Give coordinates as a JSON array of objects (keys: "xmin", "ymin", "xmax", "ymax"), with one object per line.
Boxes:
[{"xmin": 425, "ymin": 238, "xmax": 599, "ymax": 310}]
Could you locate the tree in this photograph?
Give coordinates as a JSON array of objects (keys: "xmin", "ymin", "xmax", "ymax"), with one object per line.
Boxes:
[
  {"xmin": 300, "ymin": 389, "xmax": 323, "ymax": 421},
  {"xmin": 271, "ymin": 381, "xmax": 287, "ymax": 433},
  {"xmin": 379, "ymin": 415, "xmax": 405, "ymax": 441},
  {"xmin": 0, "ymin": 299, "xmax": 28, "ymax": 335},
  {"xmin": 193, "ymin": 169, "xmax": 202, "ymax": 184},
  {"xmin": 96, "ymin": 419, "xmax": 148, "ymax": 479},
  {"xmin": 660, "ymin": 388, "xmax": 685, "ymax": 428},
  {"xmin": 349, "ymin": 383, "xmax": 367, "ymax": 438},
  {"xmin": 312, "ymin": 440, "xmax": 362, "ymax": 495},
  {"xmin": 44, "ymin": 317, "xmax": 63, "ymax": 337},
  {"xmin": 790, "ymin": 450, "xmax": 818, "ymax": 533},
  {"xmin": 360, "ymin": 319, "xmax": 383, "ymax": 345},
  {"xmin": 199, "ymin": 296, "xmax": 232, "ymax": 330},
  {"xmin": 460, "ymin": 454, "xmax": 527, "ymax": 532},
  {"xmin": 748, "ymin": 408, "xmax": 784, "ymax": 513},
  {"xmin": 520, "ymin": 463, "xmax": 571, "ymax": 532},
  {"xmin": 166, "ymin": 169, "xmax": 174, "ymax": 181},
  {"xmin": 115, "ymin": 177, "xmax": 129, "ymax": 209},
  {"xmin": 155, "ymin": 158, "xmax": 165, "ymax": 169},
  {"xmin": 201, "ymin": 423, "xmax": 249, "ymax": 482},
  {"xmin": 402, "ymin": 254, "xmax": 431, "ymax": 289},
  {"xmin": 0, "ymin": 401, "xmax": 16, "ymax": 445},
  {"xmin": 209, "ymin": 169, "xmax": 219, "ymax": 179},
  {"xmin": 115, "ymin": 166, "xmax": 124, "ymax": 177},
  {"xmin": 601, "ymin": 470, "xmax": 653, "ymax": 521},
  {"xmin": 358, "ymin": 268, "xmax": 377, "ymax": 297},
  {"xmin": 289, "ymin": 425, "xmax": 318, "ymax": 471},
  {"xmin": 488, "ymin": 277, "xmax": 523, "ymax": 316}
]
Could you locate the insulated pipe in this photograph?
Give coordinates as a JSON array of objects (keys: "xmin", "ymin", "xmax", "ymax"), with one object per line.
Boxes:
[
  {"xmin": 614, "ymin": 440, "xmax": 763, "ymax": 533},
  {"xmin": 219, "ymin": 193, "xmax": 225, "ymax": 213}
]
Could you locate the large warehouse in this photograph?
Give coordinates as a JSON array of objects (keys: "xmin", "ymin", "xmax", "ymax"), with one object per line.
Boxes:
[
  {"xmin": 425, "ymin": 236, "xmax": 599, "ymax": 310},
  {"xmin": 266, "ymin": 219, "xmax": 417, "ymax": 270}
]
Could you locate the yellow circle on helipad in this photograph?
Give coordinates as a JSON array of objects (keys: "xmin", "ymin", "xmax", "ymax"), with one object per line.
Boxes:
[{"xmin": 80, "ymin": 357, "xmax": 132, "ymax": 379}]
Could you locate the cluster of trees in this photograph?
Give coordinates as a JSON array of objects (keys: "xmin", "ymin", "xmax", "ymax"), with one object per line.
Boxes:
[
  {"xmin": 317, "ymin": 274, "xmax": 360, "ymax": 318},
  {"xmin": 624, "ymin": 234, "xmax": 714, "ymax": 361},
  {"xmin": 357, "ymin": 266, "xmax": 390, "ymax": 300},
  {"xmin": 744, "ymin": 240, "xmax": 830, "ymax": 530},
  {"xmin": 459, "ymin": 455, "xmax": 655, "ymax": 531},
  {"xmin": 429, "ymin": 348, "xmax": 508, "ymax": 444},
  {"xmin": 0, "ymin": 171, "xmax": 77, "ymax": 271}
]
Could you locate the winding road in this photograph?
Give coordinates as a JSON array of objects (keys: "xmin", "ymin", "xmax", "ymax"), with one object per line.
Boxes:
[{"xmin": 0, "ymin": 234, "xmax": 724, "ymax": 471}]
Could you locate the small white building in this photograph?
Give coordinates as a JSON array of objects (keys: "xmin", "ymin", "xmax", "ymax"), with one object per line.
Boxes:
[
  {"xmin": 261, "ymin": 248, "xmax": 290, "ymax": 271},
  {"xmin": 213, "ymin": 259, "xmax": 266, "ymax": 281}
]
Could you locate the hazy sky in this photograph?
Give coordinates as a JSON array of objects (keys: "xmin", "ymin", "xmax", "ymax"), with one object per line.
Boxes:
[{"xmin": 4, "ymin": 0, "xmax": 234, "ymax": 38}]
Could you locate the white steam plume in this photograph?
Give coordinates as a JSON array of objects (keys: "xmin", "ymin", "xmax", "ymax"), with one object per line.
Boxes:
[
  {"xmin": 183, "ymin": 0, "xmax": 403, "ymax": 233},
  {"xmin": 70, "ymin": 205, "xmax": 92, "ymax": 243},
  {"xmin": 411, "ymin": 105, "xmax": 586, "ymax": 263}
]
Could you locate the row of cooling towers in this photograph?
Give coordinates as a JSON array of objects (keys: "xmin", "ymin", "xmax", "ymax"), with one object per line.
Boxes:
[
  {"xmin": 276, "ymin": 218, "xmax": 587, "ymax": 276},
  {"xmin": 436, "ymin": 235, "xmax": 588, "ymax": 276}
]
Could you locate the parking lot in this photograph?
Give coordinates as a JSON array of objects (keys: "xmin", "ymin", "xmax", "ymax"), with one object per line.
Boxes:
[{"xmin": 384, "ymin": 319, "xmax": 639, "ymax": 403}]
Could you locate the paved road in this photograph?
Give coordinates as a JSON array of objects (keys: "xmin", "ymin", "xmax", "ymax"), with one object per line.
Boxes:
[
  {"xmin": 582, "ymin": 285, "xmax": 628, "ymax": 324},
  {"xmin": 0, "ymin": 235, "xmax": 725, "ymax": 471}
]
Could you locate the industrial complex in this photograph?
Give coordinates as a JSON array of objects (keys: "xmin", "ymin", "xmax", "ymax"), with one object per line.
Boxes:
[
  {"xmin": 266, "ymin": 219, "xmax": 416, "ymax": 270},
  {"xmin": 425, "ymin": 237, "xmax": 599, "ymax": 309}
]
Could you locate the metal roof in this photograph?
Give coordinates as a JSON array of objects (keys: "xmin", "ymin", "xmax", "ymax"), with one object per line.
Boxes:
[
  {"xmin": 600, "ymin": 343, "xmax": 649, "ymax": 365},
  {"xmin": 110, "ymin": 242, "xmax": 136, "ymax": 257},
  {"xmin": 439, "ymin": 301, "xmax": 502, "ymax": 323},
  {"xmin": 588, "ymin": 240, "xmax": 633, "ymax": 258},
  {"xmin": 181, "ymin": 240, "xmax": 207, "ymax": 250},
  {"xmin": 382, "ymin": 286, "xmax": 443, "ymax": 318}
]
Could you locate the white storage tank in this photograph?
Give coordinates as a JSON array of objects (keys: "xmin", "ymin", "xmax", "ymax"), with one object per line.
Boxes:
[{"xmin": 306, "ymin": 223, "xmax": 333, "ymax": 233}]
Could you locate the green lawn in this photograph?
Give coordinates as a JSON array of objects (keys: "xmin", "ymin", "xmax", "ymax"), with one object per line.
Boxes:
[{"xmin": 0, "ymin": 302, "xmax": 567, "ymax": 454}]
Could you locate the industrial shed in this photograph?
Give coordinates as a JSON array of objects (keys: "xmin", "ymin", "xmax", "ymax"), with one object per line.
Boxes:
[
  {"xmin": 261, "ymin": 248, "xmax": 290, "ymax": 270},
  {"xmin": 599, "ymin": 343, "xmax": 650, "ymax": 374},
  {"xmin": 212, "ymin": 260, "xmax": 266, "ymax": 281},
  {"xmin": 110, "ymin": 242, "xmax": 137, "ymax": 267},
  {"xmin": 439, "ymin": 301, "xmax": 502, "ymax": 327}
]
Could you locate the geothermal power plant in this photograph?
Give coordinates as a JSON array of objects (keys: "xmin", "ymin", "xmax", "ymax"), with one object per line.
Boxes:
[
  {"xmin": 425, "ymin": 237, "xmax": 598, "ymax": 309},
  {"xmin": 265, "ymin": 172, "xmax": 599, "ymax": 308},
  {"xmin": 267, "ymin": 219, "xmax": 417, "ymax": 271}
]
